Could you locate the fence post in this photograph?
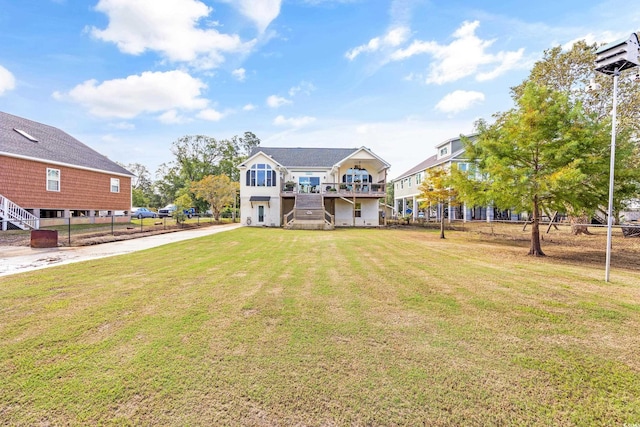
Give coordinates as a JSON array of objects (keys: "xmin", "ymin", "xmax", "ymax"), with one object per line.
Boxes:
[
  {"xmin": 68, "ymin": 216, "xmax": 71, "ymax": 246},
  {"xmin": 140, "ymin": 217, "xmax": 143, "ymax": 232},
  {"xmin": 111, "ymin": 214, "xmax": 114, "ymax": 235}
]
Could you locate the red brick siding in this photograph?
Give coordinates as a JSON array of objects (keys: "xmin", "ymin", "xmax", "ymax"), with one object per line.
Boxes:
[{"xmin": 0, "ymin": 156, "xmax": 131, "ymax": 210}]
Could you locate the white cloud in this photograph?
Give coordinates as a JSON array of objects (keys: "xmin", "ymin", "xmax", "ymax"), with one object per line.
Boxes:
[
  {"xmin": 561, "ymin": 30, "xmax": 623, "ymax": 50},
  {"xmin": 435, "ymin": 90, "xmax": 485, "ymax": 114},
  {"xmin": 197, "ymin": 108, "xmax": 224, "ymax": 121},
  {"xmin": 234, "ymin": 0, "xmax": 281, "ymax": 33},
  {"xmin": 345, "ymin": 26, "xmax": 409, "ymax": 60},
  {"xmin": 90, "ymin": 0, "xmax": 255, "ymax": 69},
  {"xmin": 101, "ymin": 134, "xmax": 120, "ymax": 143},
  {"xmin": 391, "ymin": 20, "xmax": 525, "ymax": 84},
  {"xmin": 266, "ymin": 94, "xmax": 292, "ymax": 108},
  {"xmin": 54, "ymin": 70, "xmax": 208, "ymax": 119},
  {"xmin": 289, "ymin": 81, "xmax": 316, "ymax": 97},
  {"xmin": 158, "ymin": 109, "xmax": 191, "ymax": 124},
  {"xmin": 232, "ymin": 68, "xmax": 246, "ymax": 81},
  {"xmin": 243, "ymin": 103, "xmax": 256, "ymax": 111},
  {"xmin": 273, "ymin": 115, "xmax": 316, "ymax": 127},
  {"xmin": 109, "ymin": 121, "xmax": 135, "ymax": 130},
  {"xmin": 0, "ymin": 65, "xmax": 16, "ymax": 96}
]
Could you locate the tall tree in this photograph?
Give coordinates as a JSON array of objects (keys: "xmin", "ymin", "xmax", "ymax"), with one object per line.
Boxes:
[
  {"xmin": 191, "ymin": 174, "xmax": 238, "ymax": 221},
  {"xmin": 512, "ymin": 39, "xmax": 640, "ymax": 138},
  {"xmin": 418, "ymin": 167, "xmax": 457, "ymax": 239},
  {"xmin": 155, "ymin": 133, "xmax": 260, "ymax": 206},
  {"xmin": 118, "ymin": 162, "xmax": 154, "ymax": 207},
  {"xmin": 512, "ymin": 39, "xmax": 640, "ymax": 229},
  {"xmin": 457, "ymin": 83, "xmax": 614, "ymax": 256}
]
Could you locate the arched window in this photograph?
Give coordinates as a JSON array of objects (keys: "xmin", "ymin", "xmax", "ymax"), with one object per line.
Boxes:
[
  {"xmin": 246, "ymin": 164, "xmax": 276, "ymax": 187},
  {"xmin": 342, "ymin": 168, "xmax": 372, "ymax": 183}
]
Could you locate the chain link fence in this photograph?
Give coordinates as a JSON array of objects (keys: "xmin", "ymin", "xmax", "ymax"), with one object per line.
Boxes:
[{"xmin": 1, "ymin": 215, "xmax": 232, "ymax": 248}]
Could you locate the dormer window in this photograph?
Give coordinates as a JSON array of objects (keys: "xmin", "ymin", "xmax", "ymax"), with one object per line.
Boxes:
[
  {"xmin": 439, "ymin": 146, "xmax": 448, "ymax": 157},
  {"xmin": 14, "ymin": 128, "xmax": 38, "ymax": 142}
]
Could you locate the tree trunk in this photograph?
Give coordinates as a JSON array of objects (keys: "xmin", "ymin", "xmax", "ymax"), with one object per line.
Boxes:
[
  {"xmin": 529, "ymin": 196, "xmax": 545, "ymax": 256},
  {"xmin": 570, "ymin": 214, "xmax": 593, "ymax": 235},
  {"xmin": 440, "ymin": 203, "xmax": 445, "ymax": 239}
]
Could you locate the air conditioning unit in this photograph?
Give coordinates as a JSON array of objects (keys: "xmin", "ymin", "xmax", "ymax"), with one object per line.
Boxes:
[{"xmin": 246, "ymin": 217, "xmax": 252, "ymax": 225}]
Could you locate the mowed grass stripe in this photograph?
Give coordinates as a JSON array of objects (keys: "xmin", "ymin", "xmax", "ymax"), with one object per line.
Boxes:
[{"xmin": 0, "ymin": 227, "xmax": 639, "ymax": 425}]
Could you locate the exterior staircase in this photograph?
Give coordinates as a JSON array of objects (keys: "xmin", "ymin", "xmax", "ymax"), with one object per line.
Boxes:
[
  {"xmin": 284, "ymin": 193, "xmax": 334, "ymax": 230},
  {"xmin": 0, "ymin": 194, "xmax": 39, "ymax": 230}
]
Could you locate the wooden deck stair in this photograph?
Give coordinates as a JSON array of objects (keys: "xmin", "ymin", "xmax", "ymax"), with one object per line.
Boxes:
[{"xmin": 286, "ymin": 193, "xmax": 334, "ymax": 230}]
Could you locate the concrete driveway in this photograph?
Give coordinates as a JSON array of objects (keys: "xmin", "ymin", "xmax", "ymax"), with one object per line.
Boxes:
[{"xmin": 0, "ymin": 223, "xmax": 242, "ymax": 277}]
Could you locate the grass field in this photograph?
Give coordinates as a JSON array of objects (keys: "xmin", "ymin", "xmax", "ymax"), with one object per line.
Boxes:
[{"xmin": 1, "ymin": 226, "xmax": 639, "ymax": 425}]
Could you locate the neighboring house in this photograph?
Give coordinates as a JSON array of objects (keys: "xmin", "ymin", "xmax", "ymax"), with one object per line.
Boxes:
[
  {"xmin": 392, "ymin": 133, "xmax": 512, "ymax": 222},
  {"xmin": 0, "ymin": 111, "xmax": 133, "ymax": 230},
  {"xmin": 239, "ymin": 147, "xmax": 391, "ymax": 229}
]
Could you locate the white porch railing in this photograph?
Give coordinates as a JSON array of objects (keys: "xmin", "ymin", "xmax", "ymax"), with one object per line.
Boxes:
[{"xmin": 0, "ymin": 194, "xmax": 39, "ymax": 230}]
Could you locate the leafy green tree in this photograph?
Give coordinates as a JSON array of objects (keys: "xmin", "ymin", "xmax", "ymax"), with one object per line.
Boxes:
[
  {"xmin": 131, "ymin": 187, "xmax": 149, "ymax": 207},
  {"xmin": 118, "ymin": 162, "xmax": 155, "ymax": 207},
  {"xmin": 512, "ymin": 39, "xmax": 640, "ymax": 138},
  {"xmin": 418, "ymin": 167, "xmax": 457, "ymax": 239},
  {"xmin": 154, "ymin": 162, "xmax": 184, "ymax": 207},
  {"xmin": 155, "ymin": 132, "xmax": 260, "ymax": 207},
  {"xmin": 512, "ymin": 39, "xmax": 640, "ymax": 230},
  {"xmin": 173, "ymin": 193, "xmax": 193, "ymax": 224},
  {"xmin": 191, "ymin": 174, "xmax": 238, "ymax": 221},
  {"xmin": 457, "ymin": 83, "xmax": 615, "ymax": 256}
]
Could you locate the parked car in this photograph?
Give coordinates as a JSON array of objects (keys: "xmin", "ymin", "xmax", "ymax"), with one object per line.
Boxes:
[
  {"xmin": 158, "ymin": 204, "xmax": 198, "ymax": 218},
  {"xmin": 157, "ymin": 204, "xmax": 177, "ymax": 218},
  {"xmin": 131, "ymin": 207, "xmax": 158, "ymax": 219}
]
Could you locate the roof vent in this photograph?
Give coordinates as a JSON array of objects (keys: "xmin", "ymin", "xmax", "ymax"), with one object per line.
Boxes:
[{"xmin": 13, "ymin": 128, "xmax": 38, "ymax": 142}]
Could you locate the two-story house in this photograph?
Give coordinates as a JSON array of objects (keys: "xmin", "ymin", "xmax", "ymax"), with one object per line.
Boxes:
[
  {"xmin": 239, "ymin": 147, "xmax": 390, "ymax": 229},
  {"xmin": 393, "ymin": 134, "xmax": 491, "ymax": 221}
]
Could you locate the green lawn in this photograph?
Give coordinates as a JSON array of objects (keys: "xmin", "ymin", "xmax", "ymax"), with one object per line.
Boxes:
[{"xmin": 1, "ymin": 227, "xmax": 639, "ymax": 425}]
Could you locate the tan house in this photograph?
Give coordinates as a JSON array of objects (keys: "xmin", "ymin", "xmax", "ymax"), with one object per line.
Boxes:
[
  {"xmin": 239, "ymin": 147, "xmax": 390, "ymax": 229},
  {"xmin": 0, "ymin": 111, "xmax": 133, "ymax": 230}
]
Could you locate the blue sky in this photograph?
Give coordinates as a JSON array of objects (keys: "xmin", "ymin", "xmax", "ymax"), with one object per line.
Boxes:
[{"xmin": 1, "ymin": 0, "xmax": 638, "ymax": 179}]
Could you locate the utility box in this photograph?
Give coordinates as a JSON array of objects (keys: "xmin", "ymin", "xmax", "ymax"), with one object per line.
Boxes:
[
  {"xmin": 595, "ymin": 33, "xmax": 640, "ymax": 74},
  {"xmin": 30, "ymin": 230, "xmax": 58, "ymax": 248}
]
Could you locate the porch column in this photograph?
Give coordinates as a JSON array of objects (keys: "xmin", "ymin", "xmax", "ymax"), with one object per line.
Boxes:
[
  {"xmin": 1, "ymin": 197, "xmax": 7, "ymax": 231},
  {"xmin": 412, "ymin": 195, "xmax": 417, "ymax": 220}
]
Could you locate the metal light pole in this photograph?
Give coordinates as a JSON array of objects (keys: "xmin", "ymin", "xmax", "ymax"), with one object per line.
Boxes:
[
  {"xmin": 594, "ymin": 33, "xmax": 640, "ymax": 282},
  {"xmin": 604, "ymin": 68, "xmax": 618, "ymax": 282}
]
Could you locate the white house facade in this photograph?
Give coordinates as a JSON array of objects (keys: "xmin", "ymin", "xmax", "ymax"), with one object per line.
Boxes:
[{"xmin": 239, "ymin": 147, "xmax": 390, "ymax": 229}]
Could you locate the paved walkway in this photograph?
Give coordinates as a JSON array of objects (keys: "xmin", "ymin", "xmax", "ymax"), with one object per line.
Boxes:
[{"xmin": 0, "ymin": 223, "xmax": 242, "ymax": 277}]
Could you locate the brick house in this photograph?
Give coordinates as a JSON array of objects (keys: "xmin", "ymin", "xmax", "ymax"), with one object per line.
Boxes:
[{"xmin": 0, "ymin": 111, "xmax": 133, "ymax": 229}]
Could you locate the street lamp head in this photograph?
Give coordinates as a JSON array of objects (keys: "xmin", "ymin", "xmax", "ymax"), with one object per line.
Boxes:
[{"xmin": 595, "ymin": 33, "xmax": 640, "ymax": 75}]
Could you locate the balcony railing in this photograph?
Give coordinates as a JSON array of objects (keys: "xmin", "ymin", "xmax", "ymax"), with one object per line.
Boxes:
[{"xmin": 282, "ymin": 182, "xmax": 386, "ymax": 196}]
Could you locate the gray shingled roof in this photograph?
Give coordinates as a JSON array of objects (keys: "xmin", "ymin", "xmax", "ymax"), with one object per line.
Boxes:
[
  {"xmin": 249, "ymin": 147, "xmax": 361, "ymax": 168},
  {"xmin": 0, "ymin": 111, "xmax": 132, "ymax": 176}
]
